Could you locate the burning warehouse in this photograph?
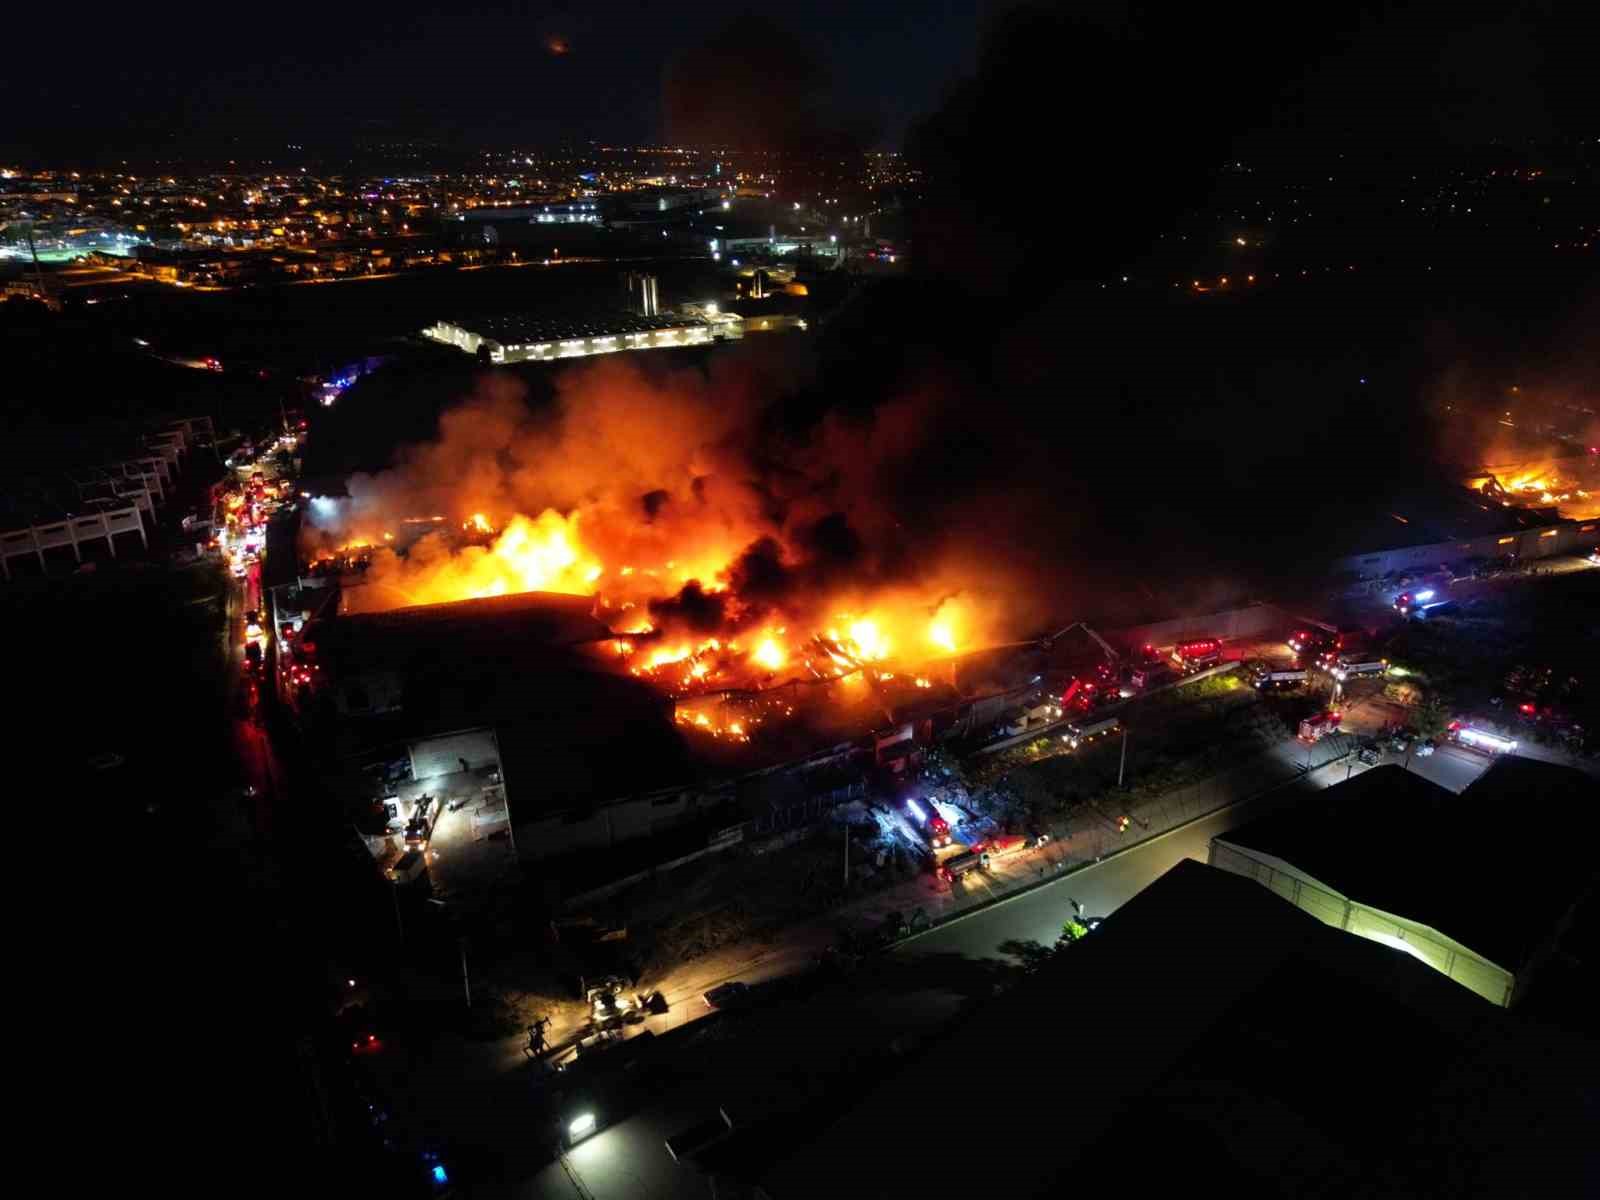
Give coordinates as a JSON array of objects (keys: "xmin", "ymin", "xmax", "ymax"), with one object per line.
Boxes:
[
  {"xmin": 297, "ymin": 355, "xmax": 1033, "ymax": 722},
  {"xmin": 292, "ymin": 582, "xmax": 1040, "ymax": 866},
  {"xmin": 287, "ymin": 352, "xmax": 1085, "ymax": 865}
]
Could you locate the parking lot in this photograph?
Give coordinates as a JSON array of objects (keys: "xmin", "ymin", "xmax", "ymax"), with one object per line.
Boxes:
[{"xmin": 373, "ymin": 764, "xmax": 519, "ymax": 899}]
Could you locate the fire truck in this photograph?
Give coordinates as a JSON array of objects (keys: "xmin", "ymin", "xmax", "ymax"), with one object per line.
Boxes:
[
  {"xmin": 1287, "ymin": 628, "xmax": 1333, "ymax": 657},
  {"xmin": 1447, "ymin": 721, "xmax": 1519, "ymax": 756},
  {"xmin": 1061, "ymin": 676, "xmax": 1111, "ymax": 713},
  {"xmin": 1297, "ymin": 711, "xmax": 1342, "ymax": 742},
  {"xmin": 1171, "ymin": 638, "xmax": 1223, "ymax": 673},
  {"xmin": 1393, "ymin": 586, "xmax": 1456, "ymax": 619},
  {"xmin": 1250, "ymin": 663, "xmax": 1307, "ymax": 690},
  {"xmin": 904, "ymin": 796, "xmax": 952, "ymax": 848},
  {"xmin": 1063, "ymin": 715, "xmax": 1120, "ymax": 749},
  {"xmin": 937, "ymin": 847, "xmax": 990, "ymax": 883},
  {"xmin": 1326, "ymin": 653, "xmax": 1389, "ymax": 682}
]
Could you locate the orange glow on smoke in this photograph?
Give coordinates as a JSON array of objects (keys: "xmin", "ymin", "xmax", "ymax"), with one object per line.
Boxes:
[{"xmin": 302, "ymin": 367, "xmax": 1023, "ymax": 736}]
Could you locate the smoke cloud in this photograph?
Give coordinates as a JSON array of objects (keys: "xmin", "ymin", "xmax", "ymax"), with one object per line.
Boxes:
[{"xmin": 303, "ymin": 346, "xmax": 1029, "ymax": 682}]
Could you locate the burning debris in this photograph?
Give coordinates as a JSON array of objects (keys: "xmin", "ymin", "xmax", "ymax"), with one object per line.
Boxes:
[
  {"xmin": 1468, "ymin": 462, "xmax": 1600, "ymax": 520},
  {"xmin": 302, "ymin": 358, "xmax": 1018, "ymax": 735}
]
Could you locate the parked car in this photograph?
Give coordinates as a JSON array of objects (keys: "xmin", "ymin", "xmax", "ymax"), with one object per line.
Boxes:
[
  {"xmin": 702, "ymin": 981, "xmax": 751, "ymax": 1011},
  {"xmin": 1414, "ymin": 740, "xmax": 1435, "ymax": 757},
  {"xmin": 1357, "ymin": 746, "xmax": 1380, "ymax": 766}
]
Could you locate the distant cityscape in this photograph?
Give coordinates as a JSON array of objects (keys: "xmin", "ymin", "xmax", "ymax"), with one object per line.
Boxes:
[{"xmin": 0, "ymin": 147, "xmax": 916, "ymax": 300}]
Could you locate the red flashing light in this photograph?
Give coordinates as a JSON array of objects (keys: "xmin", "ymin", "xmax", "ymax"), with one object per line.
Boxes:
[
  {"xmin": 1520, "ymin": 703, "xmax": 1536, "ymax": 714},
  {"xmin": 1448, "ymin": 719, "xmax": 1462, "ymax": 731}
]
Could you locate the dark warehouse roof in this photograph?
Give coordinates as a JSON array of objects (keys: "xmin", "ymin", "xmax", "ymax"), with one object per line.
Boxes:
[
  {"xmin": 1213, "ymin": 759, "xmax": 1600, "ymax": 971},
  {"xmin": 757, "ymin": 860, "xmax": 1599, "ymax": 1199}
]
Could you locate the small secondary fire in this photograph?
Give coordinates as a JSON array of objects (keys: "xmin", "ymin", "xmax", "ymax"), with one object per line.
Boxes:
[
  {"xmin": 1468, "ymin": 462, "xmax": 1599, "ymax": 520},
  {"xmin": 304, "ymin": 359, "xmax": 1016, "ymax": 734}
]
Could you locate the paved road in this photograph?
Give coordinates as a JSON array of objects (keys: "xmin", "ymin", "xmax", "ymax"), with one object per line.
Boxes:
[
  {"xmin": 901, "ymin": 734, "xmax": 1506, "ymax": 966},
  {"xmin": 900, "ymin": 760, "xmax": 1331, "ymax": 960}
]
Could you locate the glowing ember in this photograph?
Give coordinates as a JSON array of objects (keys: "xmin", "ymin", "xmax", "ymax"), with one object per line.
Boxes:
[
  {"xmin": 845, "ymin": 618, "xmax": 889, "ymax": 661},
  {"xmin": 643, "ymin": 645, "xmax": 692, "ymax": 671},
  {"xmin": 753, "ymin": 638, "xmax": 785, "ymax": 670}
]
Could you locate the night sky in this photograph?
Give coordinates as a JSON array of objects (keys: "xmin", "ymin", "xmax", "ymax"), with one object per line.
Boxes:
[
  {"xmin": 2, "ymin": 1, "xmax": 1592, "ymax": 163},
  {"xmin": 1, "ymin": 1, "xmax": 980, "ymax": 160}
]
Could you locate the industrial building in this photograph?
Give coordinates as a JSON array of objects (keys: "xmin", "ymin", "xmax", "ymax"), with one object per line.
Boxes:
[
  {"xmin": 452, "ymin": 202, "xmax": 601, "ymax": 241},
  {"xmin": 751, "ymin": 860, "xmax": 1598, "ymax": 1198},
  {"xmin": 1329, "ymin": 480, "xmax": 1596, "ymax": 579},
  {"xmin": 288, "ymin": 589, "xmax": 712, "ymax": 874},
  {"xmin": 714, "ymin": 232, "xmax": 841, "ymax": 260},
  {"xmin": 0, "ymin": 414, "xmax": 211, "ymax": 578},
  {"xmin": 274, "ymin": 576, "xmax": 1053, "ymax": 877},
  {"xmin": 1208, "ymin": 760, "xmax": 1598, "ymax": 1007},
  {"xmin": 618, "ymin": 186, "xmax": 726, "ymax": 215},
  {"xmin": 421, "ymin": 310, "xmax": 713, "ymax": 364}
]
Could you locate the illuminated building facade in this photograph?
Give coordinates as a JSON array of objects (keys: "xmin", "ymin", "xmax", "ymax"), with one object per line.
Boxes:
[{"xmin": 423, "ymin": 312, "xmax": 713, "ymax": 363}]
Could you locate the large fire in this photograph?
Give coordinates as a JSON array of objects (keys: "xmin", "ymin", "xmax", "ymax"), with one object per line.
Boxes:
[
  {"xmin": 1468, "ymin": 458, "xmax": 1600, "ymax": 520},
  {"xmin": 305, "ymin": 361, "xmax": 1013, "ymax": 737}
]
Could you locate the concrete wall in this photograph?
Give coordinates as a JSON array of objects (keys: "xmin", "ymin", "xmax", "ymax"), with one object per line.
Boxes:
[
  {"xmin": 1209, "ymin": 839, "xmax": 1514, "ymax": 1006},
  {"xmin": 1111, "ymin": 603, "xmax": 1285, "ymax": 649},
  {"xmin": 409, "ymin": 727, "xmax": 498, "ymax": 780},
  {"xmin": 512, "ymin": 785, "xmax": 713, "ymax": 861},
  {"xmin": 0, "ymin": 505, "xmax": 147, "ymax": 579}
]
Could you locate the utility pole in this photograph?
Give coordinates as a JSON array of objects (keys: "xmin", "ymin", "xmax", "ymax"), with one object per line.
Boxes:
[
  {"xmin": 1118, "ymin": 727, "xmax": 1129, "ymax": 788},
  {"xmin": 459, "ymin": 938, "xmax": 472, "ymax": 1010}
]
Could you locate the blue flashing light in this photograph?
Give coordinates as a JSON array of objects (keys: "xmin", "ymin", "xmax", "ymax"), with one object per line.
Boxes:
[
  {"xmin": 431, "ymin": 1164, "xmax": 448, "ymax": 1185},
  {"xmin": 906, "ymin": 799, "xmax": 926, "ymax": 823}
]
